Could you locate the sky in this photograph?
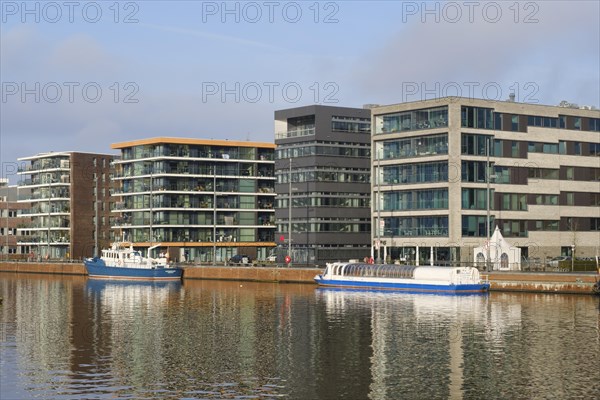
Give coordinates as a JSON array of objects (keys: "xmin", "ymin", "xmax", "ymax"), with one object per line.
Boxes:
[{"xmin": 1, "ymin": 0, "xmax": 599, "ymax": 181}]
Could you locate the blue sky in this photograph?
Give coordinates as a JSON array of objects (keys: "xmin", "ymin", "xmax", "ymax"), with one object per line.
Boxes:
[{"xmin": 1, "ymin": 0, "xmax": 599, "ymax": 180}]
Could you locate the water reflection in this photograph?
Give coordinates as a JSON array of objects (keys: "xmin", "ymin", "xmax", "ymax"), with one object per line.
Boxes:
[{"xmin": 0, "ymin": 274, "xmax": 599, "ymax": 399}]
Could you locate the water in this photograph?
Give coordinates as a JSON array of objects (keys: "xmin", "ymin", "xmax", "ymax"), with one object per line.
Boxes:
[{"xmin": 1, "ymin": 273, "xmax": 599, "ymax": 400}]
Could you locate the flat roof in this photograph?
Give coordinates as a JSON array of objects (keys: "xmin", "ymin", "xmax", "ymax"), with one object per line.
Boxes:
[
  {"xmin": 372, "ymin": 96, "xmax": 600, "ymax": 117},
  {"xmin": 111, "ymin": 137, "xmax": 276, "ymax": 150},
  {"xmin": 17, "ymin": 151, "xmax": 116, "ymax": 161}
]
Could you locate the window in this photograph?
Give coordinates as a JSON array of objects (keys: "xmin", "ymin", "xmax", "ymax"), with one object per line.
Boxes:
[
  {"xmin": 574, "ymin": 117, "xmax": 581, "ymax": 130},
  {"xmin": 559, "ymin": 116, "xmax": 567, "ymax": 129},
  {"xmin": 383, "ymin": 189, "xmax": 448, "ymax": 210},
  {"xmin": 573, "ymin": 142, "xmax": 582, "ymax": 155},
  {"xmin": 461, "ymin": 107, "xmax": 494, "ymax": 129},
  {"xmin": 566, "ymin": 167, "xmax": 574, "ymax": 180},
  {"xmin": 376, "ymin": 107, "xmax": 448, "ymax": 134},
  {"xmin": 498, "ymin": 220, "xmax": 528, "ymax": 237},
  {"xmin": 528, "ymin": 168, "xmax": 559, "ymax": 180},
  {"xmin": 382, "ymin": 134, "xmax": 448, "ymax": 159},
  {"xmin": 383, "ymin": 216, "xmax": 448, "ymax": 237},
  {"xmin": 535, "ymin": 194, "xmax": 558, "ymax": 205},
  {"xmin": 559, "ymin": 141, "xmax": 567, "ymax": 155},
  {"xmin": 590, "ymin": 118, "xmax": 600, "ymax": 132},
  {"xmin": 462, "ymin": 215, "xmax": 493, "ymax": 237},
  {"xmin": 494, "ymin": 113, "xmax": 502, "ymax": 130},
  {"xmin": 527, "ymin": 116, "xmax": 558, "ymax": 128},
  {"xmin": 462, "ymin": 161, "xmax": 488, "ymax": 182},
  {"xmin": 511, "ymin": 115, "xmax": 519, "ymax": 131},
  {"xmin": 461, "ymin": 134, "xmax": 491, "ymax": 156},
  {"xmin": 535, "ymin": 220, "xmax": 559, "ymax": 231},
  {"xmin": 565, "ymin": 192, "xmax": 574, "ymax": 205},
  {"xmin": 382, "ymin": 162, "xmax": 448, "ymax": 185},
  {"xmin": 500, "ymin": 193, "xmax": 527, "ymax": 211},
  {"xmin": 461, "ymin": 188, "xmax": 492, "ymax": 210},
  {"xmin": 528, "ymin": 142, "xmax": 558, "ymax": 154},
  {"xmin": 331, "ymin": 116, "xmax": 371, "ymax": 133}
]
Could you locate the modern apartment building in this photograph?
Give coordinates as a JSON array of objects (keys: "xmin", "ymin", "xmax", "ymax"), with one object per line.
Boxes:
[
  {"xmin": 110, "ymin": 138, "xmax": 276, "ymax": 263},
  {"xmin": 16, "ymin": 152, "xmax": 115, "ymax": 259},
  {"xmin": 0, "ymin": 179, "xmax": 31, "ymax": 259},
  {"xmin": 371, "ymin": 97, "xmax": 600, "ymax": 266},
  {"xmin": 274, "ymin": 105, "xmax": 372, "ymax": 266}
]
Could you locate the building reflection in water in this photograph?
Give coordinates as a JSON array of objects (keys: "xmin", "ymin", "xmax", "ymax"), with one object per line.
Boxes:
[{"xmin": 1, "ymin": 274, "xmax": 599, "ymax": 399}]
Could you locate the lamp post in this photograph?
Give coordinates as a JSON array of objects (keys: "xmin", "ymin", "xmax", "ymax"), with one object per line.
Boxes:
[
  {"xmin": 376, "ymin": 147, "xmax": 382, "ymax": 263},
  {"xmin": 47, "ymin": 176, "xmax": 51, "ymax": 260},
  {"xmin": 213, "ymin": 170, "xmax": 217, "ymax": 264},
  {"xmin": 486, "ymin": 136, "xmax": 491, "ymax": 271},
  {"xmin": 288, "ymin": 158, "xmax": 292, "ymax": 268},
  {"xmin": 94, "ymin": 174, "xmax": 99, "ymax": 257}
]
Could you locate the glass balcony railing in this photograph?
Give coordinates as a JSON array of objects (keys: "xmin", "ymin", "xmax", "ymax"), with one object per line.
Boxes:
[{"xmin": 275, "ymin": 127, "xmax": 316, "ymax": 139}]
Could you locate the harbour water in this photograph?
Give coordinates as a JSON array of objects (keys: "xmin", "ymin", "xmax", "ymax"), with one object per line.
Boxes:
[{"xmin": 1, "ymin": 273, "xmax": 598, "ymax": 399}]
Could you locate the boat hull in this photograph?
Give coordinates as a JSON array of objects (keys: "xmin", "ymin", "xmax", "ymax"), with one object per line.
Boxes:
[
  {"xmin": 84, "ymin": 260, "xmax": 182, "ymax": 281},
  {"xmin": 314, "ymin": 275, "xmax": 489, "ymax": 293}
]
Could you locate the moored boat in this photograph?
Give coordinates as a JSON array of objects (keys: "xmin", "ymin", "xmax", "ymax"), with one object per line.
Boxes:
[
  {"xmin": 314, "ymin": 262, "xmax": 489, "ymax": 294},
  {"xmin": 84, "ymin": 243, "xmax": 182, "ymax": 281}
]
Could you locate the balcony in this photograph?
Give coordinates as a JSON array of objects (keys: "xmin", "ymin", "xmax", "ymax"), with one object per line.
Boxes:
[{"xmin": 275, "ymin": 127, "xmax": 316, "ymax": 140}]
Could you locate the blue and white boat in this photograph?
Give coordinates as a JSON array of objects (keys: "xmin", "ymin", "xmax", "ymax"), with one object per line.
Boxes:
[
  {"xmin": 84, "ymin": 243, "xmax": 182, "ymax": 281},
  {"xmin": 314, "ymin": 262, "xmax": 489, "ymax": 294}
]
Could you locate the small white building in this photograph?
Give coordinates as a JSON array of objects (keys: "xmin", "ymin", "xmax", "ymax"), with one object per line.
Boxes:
[{"xmin": 474, "ymin": 227, "xmax": 521, "ymax": 271}]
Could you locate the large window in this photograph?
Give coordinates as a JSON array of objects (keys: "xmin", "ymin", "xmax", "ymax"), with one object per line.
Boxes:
[
  {"xmin": 500, "ymin": 193, "xmax": 527, "ymax": 211},
  {"xmin": 527, "ymin": 115, "xmax": 559, "ymax": 128},
  {"xmin": 331, "ymin": 116, "xmax": 371, "ymax": 133},
  {"xmin": 277, "ymin": 167, "xmax": 370, "ymax": 184},
  {"xmin": 461, "ymin": 161, "xmax": 488, "ymax": 182},
  {"xmin": 534, "ymin": 220, "xmax": 559, "ymax": 231},
  {"xmin": 276, "ymin": 143, "xmax": 370, "ymax": 159},
  {"xmin": 528, "ymin": 168, "xmax": 559, "ymax": 180},
  {"xmin": 462, "ymin": 215, "xmax": 494, "ymax": 237},
  {"xmin": 462, "ymin": 134, "xmax": 492, "ymax": 156},
  {"xmin": 462, "ymin": 188, "xmax": 492, "ymax": 210},
  {"xmin": 380, "ymin": 134, "xmax": 448, "ymax": 159},
  {"xmin": 383, "ymin": 189, "xmax": 448, "ymax": 210},
  {"xmin": 383, "ymin": 216, "xmax": 448, "ymax": 237},
  {"xmin": 382, "ymin": 162, "xmax": 448, "ymax": 184},
  {"xmin": 528, "ymin": 142, "xmax": 558, "ymax": 154},
  {"xmin": 497, "ymin": 220, "xmax": 528, "ymax": 237},
  {"xmin": 375, "ymin": 107, "xmax": 448, "ymax": 134},
  {"xmin": 535, "ymin": 194, "xmax": 558, "ymax": 205},
  {"xmin": 461, "ymin": 106, "xmax": 493, "ymax": 129}
]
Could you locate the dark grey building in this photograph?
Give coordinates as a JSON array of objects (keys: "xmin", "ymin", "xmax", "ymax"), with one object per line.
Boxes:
[{"xmin": 274, "ymin": 105, "xmax": 372, "ymax": 266}]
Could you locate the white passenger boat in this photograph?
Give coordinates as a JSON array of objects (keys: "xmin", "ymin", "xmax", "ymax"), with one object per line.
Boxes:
[{"xmin": 314, "ymin": 262, "xmax": 490, "ymax": 294}]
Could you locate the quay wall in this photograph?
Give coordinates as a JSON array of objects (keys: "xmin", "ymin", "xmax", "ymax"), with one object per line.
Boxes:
[
  {"xmin": 0, "ymin": 261, "xmax": 86, "ymax": 275},
  {"xmin": 0, "ymin": 262, "xmax": 598, "ymax": 294},
  {"xmin": 487, "ymin": 272, "xmax": 598, "ymax": 294}
]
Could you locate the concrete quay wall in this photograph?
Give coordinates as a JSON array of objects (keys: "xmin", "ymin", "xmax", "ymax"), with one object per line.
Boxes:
[
  {"xmin": 487, "ymin": 272, "xmax": 598, "ymax": 294},
  {"xmin": 0, "ymin": 261, "xmax": 86, "ymax": 275},
  {"xmin": 0, "ymin": 262, "xmax": 598, "ymax": 294},
  {"xmin": 181, "ymin": 265, "xmax": 318, "ymax": 283}
]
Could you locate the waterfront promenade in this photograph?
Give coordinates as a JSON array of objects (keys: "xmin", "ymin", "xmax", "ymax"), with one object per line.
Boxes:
[{"xmin": 0, "ymin": 261, "xmax": 598, "ymax": 294}]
